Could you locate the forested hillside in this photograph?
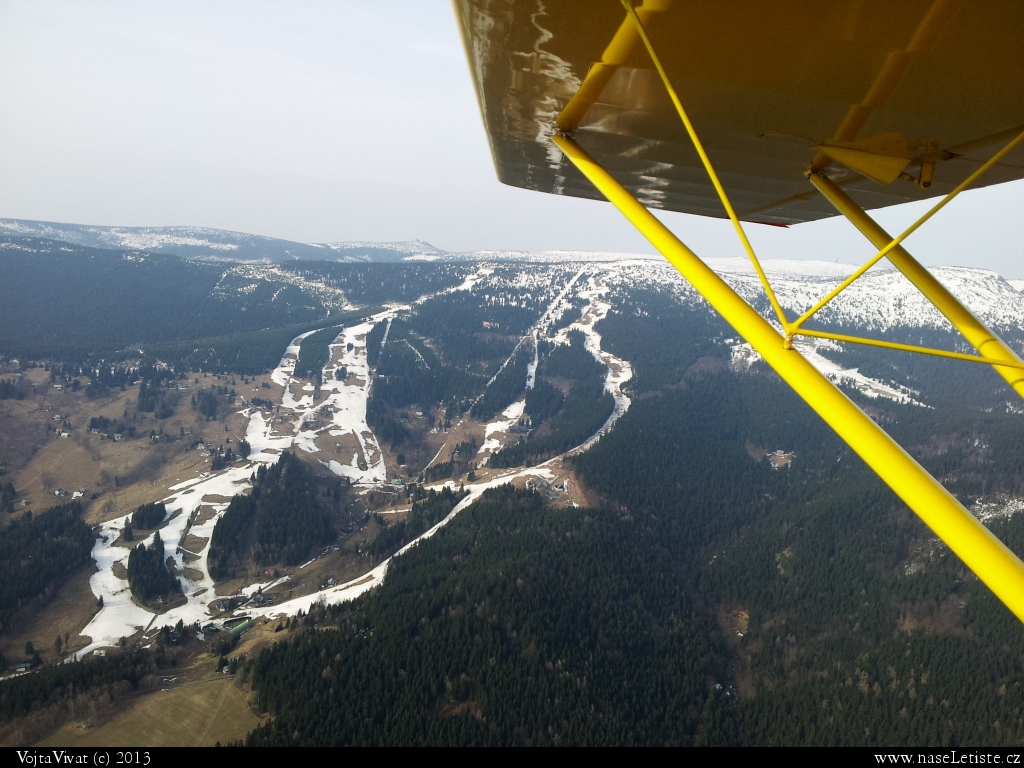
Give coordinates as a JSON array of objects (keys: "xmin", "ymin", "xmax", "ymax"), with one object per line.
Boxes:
[
  {"xmin": 0, "ymin": 239, "xmax": 321, "ymax": 361},
  {"xmin": 245, "ymin": 487, "xmax": 729, "ymax": 746},
  {"xmin": 126, "ymin": 531, "xmax": 182, "ymax": 603},
  {"xmin": 208, "ymin": 452, "xmax": 334, "ymax": 579},
  {"xmin": 0, "ymin": 502, "xmax": 93, "ymax": 637},
  {"xmin": 240, "ymin": 282, "xmax": 1024, "ymax": 746},
  {"xmin": 4, "ymin": 229, "xmax": 1024, "ymax": 747},
  {"xmin": 0, "ymin": 237, "xmax": 464, "ymax": 372},
  {"xmin": 240, "ymin": 367, "xmax": 1024, "ymax": 745},
  {"xmin": 490, "ymin": 332, "xmax": 614, "ymax": 467}
]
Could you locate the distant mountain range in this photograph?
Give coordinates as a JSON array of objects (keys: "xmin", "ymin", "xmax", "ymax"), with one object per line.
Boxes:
[
  {"xmin": 4, "ymin": 218, "xmax": 1024, "ymax": 333},
  {"xmin": 0, "ymin": 218, "xmax": 438, "ymax": 262},
  {"xmin": 0, "ymin": 218, "xmax": 664, "ymax": 264}
]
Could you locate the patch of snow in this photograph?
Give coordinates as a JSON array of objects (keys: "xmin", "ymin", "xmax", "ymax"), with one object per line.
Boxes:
[
  {"xmin": 790, "ymin": 337, "xmax": 926, "ymax": 406},
  {"xmin": 971, "ymin": 497, "xmax": 1024, "ymax": 525},
  {"xmin": 477, "ymin": 400, "xmax": 526, "ymax": 464},
  {"xmin": 525, "ymin": 331, "xmax": 538, "ymax": 390},
  {"xmin": 728, "ymin": 335, "xmax": 925, "ymax": 406},
  {"xmin": 451, "ymin": 266, "xmax": 494, "ymax": 293}
]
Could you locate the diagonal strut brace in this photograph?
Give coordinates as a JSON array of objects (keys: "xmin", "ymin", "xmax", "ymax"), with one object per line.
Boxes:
[{"xmin": 553, "ymin": 132, "xmax": 1024, "ymax": 623}]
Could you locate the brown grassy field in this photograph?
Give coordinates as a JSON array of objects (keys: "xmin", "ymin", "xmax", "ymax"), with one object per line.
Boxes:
[
  {"xmin": 0, "ymin": 370, "xmax": 313, "ymax": 745},
  {"xmin": 0, "ymin": 567, "xmax": 100, "ymax": 668},
  {"xmin": 34, "ymin": 675, "xmax": 263, "ymax": 747},
  {"xmin": 1, "ymin": 375, "xmax": 248, "ymax": 527}
]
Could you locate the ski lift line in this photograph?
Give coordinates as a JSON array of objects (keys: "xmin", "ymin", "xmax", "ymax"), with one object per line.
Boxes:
[
  {"xmin": 617, "ymin": 0, "xmax": 789, "ymax": 331},
  {"xmin": 552, "ymin": 132, "xmax": 1024, "ymax": 623},
  {"xmin": 485, "ymin": 333, "xmax": 532, "ymax": 388},
  {"xmin": 404, "ymin": 339, "xmax": 429, "ymax": 369},
  {"xmin": 790, "ymin": 128, "xmax": 1024, "ymax": 333},
  {"xmin": 537, "ymin": 269, "xmax": 585, "ymax": 330},
  {"xmin": 482, "ymin": 270, "xmax": 580, "ymax": 390}
]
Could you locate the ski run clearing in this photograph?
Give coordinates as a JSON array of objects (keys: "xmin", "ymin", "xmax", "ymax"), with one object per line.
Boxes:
[
  {"xmin": 75, "ymin": 257, "xmax": 981, "ymax": 655},
  {"xmin": 75, "ymin": 264, "xmax": 634, "ymax": 654},
  {"xmin": 728, "ymin": 335, "xmax": 926, "ymax": 406}
]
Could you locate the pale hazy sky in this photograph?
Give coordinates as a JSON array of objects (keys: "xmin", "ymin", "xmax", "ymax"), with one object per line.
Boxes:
[{"xmin": 2, "ymin": 1, "xmax": 1022, "ymax": 275}]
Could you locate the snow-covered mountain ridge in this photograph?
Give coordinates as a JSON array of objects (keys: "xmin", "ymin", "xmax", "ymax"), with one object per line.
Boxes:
[
  {"xmin": 0, "ymin": 219, "xmax": 328, "ymax": 261},
  {"xmin": 603, "ymin": 258, "xmax": 1024, "ymax": 332},
  {"xmin": 0, "ymin": 219, "xmax": 468, "ymax": 263},
  {"xmin": 4, "ymin": 217, "xmax": 1023, "ymax": 332}
]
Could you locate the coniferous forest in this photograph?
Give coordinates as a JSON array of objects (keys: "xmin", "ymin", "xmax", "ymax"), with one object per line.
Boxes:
[
  {"xmin": 245, "ymin": 487, "xmax": 729, "ymax": 746},
  {"xmin": 130, "ymin": 501, "xmax": 167, "ymax": 531},
  {"xmin": 4, "ymin": 234, "xmax": 1024, "ymax": 746},
  {"xmin": 208, "ymin": 452, "xmax": 333, "ymax": 579},
  {"xmin": 490, "ymin": 332, "xmax": 614, "ymax": 467},
  {"xmin": 237, "ymin": 294, "xmax": 1024, "ymax": 747},
  {"xmin": 238, "ymin": 368, "xmax": 1024, "ymax": 746},
  {"xmin": 0, "ymin": 503, "xmax": 93, "ymax": 636},
  {"xmin": 367, "ymin": 486, "xmax": 466, "ymax": 560},
  {"xmin": 126, "ymin": 531, "xmax": 182, "ymax": 602},
  {"xmin": 294, "ymin": 326, "xmax": 343, "ymax": 383}
]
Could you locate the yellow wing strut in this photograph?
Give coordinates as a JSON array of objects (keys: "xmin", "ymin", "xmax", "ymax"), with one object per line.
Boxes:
[
  {"xmin": 554, "ymin": 133, "xmax": 1024, "ymax": 623},
  {"xmin": 551, "ymin": 1, "xmax": 1024, "ymax": 622},
  {"xmin": 614, "ymin": 0, "xmax": 789, "ymax": 331},
  {"xmin": 792, "ymin": 128, "xmax": 1024, "ymax": 333},
  {"xmin": 802, "ymin": 170, "xmax": 1024, "ymax": 397}
]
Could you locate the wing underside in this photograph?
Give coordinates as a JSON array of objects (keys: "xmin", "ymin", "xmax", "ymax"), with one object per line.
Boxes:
[{"xmin": 455, "ymin": 0, "xmax": 1024, "ymax": 225}]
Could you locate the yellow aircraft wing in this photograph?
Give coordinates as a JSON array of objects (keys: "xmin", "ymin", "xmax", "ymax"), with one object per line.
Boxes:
[
  {"xmin": 455, "ymin": 0, "xmax": 1024, "ymax": 224},
  {"xmin": 455, "ymin": 0, "xmax": 1024, "ymax": 622}
]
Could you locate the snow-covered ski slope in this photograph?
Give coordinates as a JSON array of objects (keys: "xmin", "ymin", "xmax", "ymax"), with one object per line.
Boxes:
[
  {"xmin": 79, "ymin": 309, "xmax": 404, "ymax": 653},
  {"xmin": 75, "ymin": 253, "xmax": 1024, "ymax": 650}
]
